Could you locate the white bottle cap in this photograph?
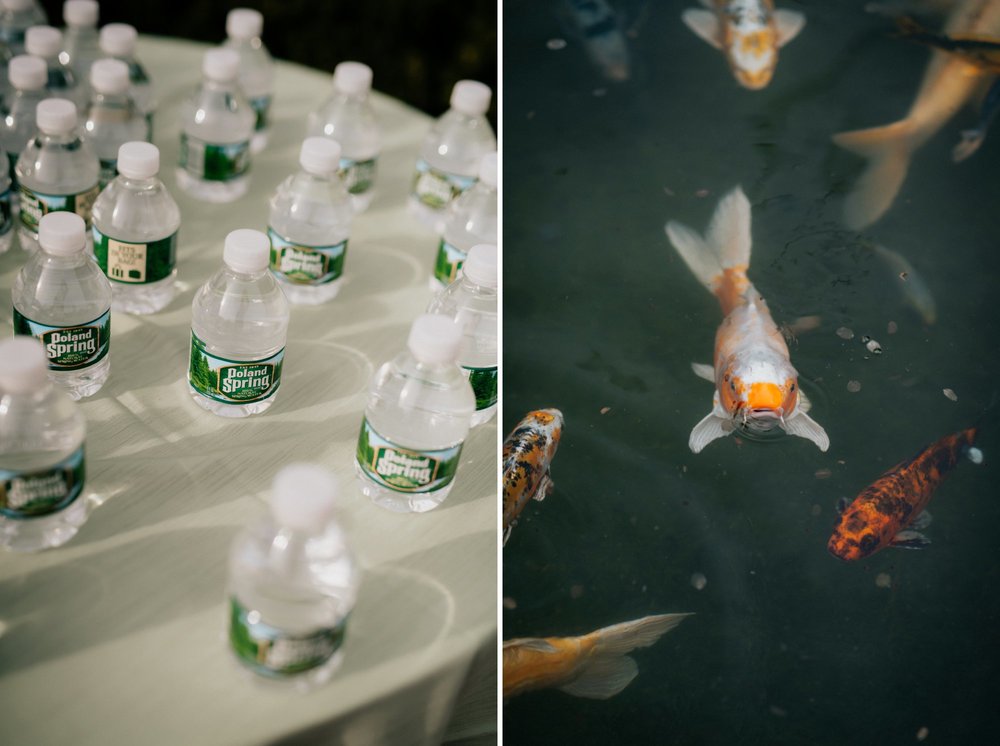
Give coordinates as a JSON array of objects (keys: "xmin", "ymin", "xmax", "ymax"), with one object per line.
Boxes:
[
  {"xmin": 223, "ymin": 229, "xmax": 270, "ymax": 274},
  {"xmin": 99, "ymin": 23, "xmax": 137, "ymax": 57},
  {"xmin": 0, "ymin": 338, "xmax": 48, "ymax": 394},
  {"xmin": 461, "ymin": 244, "xmax": 497, "ymax": 288},
  {"xmin": 25, "ymin": 26, "xmax": 63, "ymax": 59},
  {"xmin": 36, "ymin": 98, "xmax": 77, "ymax": 134},
  {"xmin": 270, "ymin": 463, "xmax": 339, "ymax": 531},
  {"xmin": 9, "ymin": 55, "xmax": 47, "ymax": 90},
  {"xmin": 1, "ymin": 0, "xmax": 34, "ymax": 12},
  {"xmin": 90, "ymin": 58, "xmax": 129, "ymax": 94},
  {"xmin": 299, "ymin": 136, "xmax": 341, "ymax": 176},
  {"xmin": 450, "ymin": 80, "xmax": 491, "ymax": 116},
  {"xmin": 39, "ymin": 211, "xmax": 87, "ymax": 255},
  {"xmin": 407, "ymin": 313, "xmax": 462, "ymax": 365},
  {"xmin": 117, "ymin": 141, "xmax": 159, "ymax": 179},
  {"xmin": 478, "ymin": 151, "xmax": 497, "ymax": 187},
  {"xmin": 333, "ymin": 61, "xmax": 372, "ymax": 96},
  {"xmin": 226, "ymin": 8, "xmax": 263, "ymax": 40},
  {"xmin": 64, "ymin": 0, "xmax": 99, "ymax": 27},
  {"xmin": 203, "ymin": 47, "xmax": 239, "ymax": 82}
]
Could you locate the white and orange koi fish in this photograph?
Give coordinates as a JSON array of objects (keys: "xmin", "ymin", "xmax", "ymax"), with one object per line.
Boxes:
[
  {"xmin": 503, "ymin": 613, "xmax": 691, "ymax": 700},
  {"xmin": 503, "ymin": 409, "xmax": 563, "ymax": 546},
  {"xmin": 681, "ymin": 0, "xmax": 806, "ymax": 89},
  {"xmin": 665, "ymin": 186, "xmax": 829, "ymax": 453},
  {"xmin": 833, "ymin": 0, "xmax": 1000, "ymax": 229}
]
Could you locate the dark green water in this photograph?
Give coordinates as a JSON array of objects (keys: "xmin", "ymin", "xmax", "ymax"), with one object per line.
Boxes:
[{"xmin": 502, "ymin": 1, "xmax": 1000, "ymax": 743}]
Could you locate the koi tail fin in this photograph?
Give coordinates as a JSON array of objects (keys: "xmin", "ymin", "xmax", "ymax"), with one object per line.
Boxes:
[{"xmin": 559, "ymin": 613, "xmax": 693, "ymax": 699}]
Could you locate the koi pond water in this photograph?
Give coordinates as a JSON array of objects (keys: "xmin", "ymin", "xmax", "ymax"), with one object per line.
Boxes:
[{"xmin": 502, "ymin": 1, "xmax": 1000, "ymax": 743}]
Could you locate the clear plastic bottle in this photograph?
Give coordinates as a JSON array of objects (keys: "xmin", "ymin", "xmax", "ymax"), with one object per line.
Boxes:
[
  {"xmin": 25, "ymin": 25, "xmax": 85, "ymax": 111},
  {"xmin": 99, "ymin": 23, "xmax": 155, "ymax": 139},
  {"xmin": 355, "ymin": 314, "xmax": 475, "ymax": 513},
  {"xmin": 427, "ymin": 244, "xmax": 498, "ymax": 427},
  {"xmin": 306, "ymin": 61, "xmax": 379, "ymax": 213},
  {"xmin": 83, "ymin": 58, "xmax": 147, "ymax": 187},
  {"xmin": 409, "ymin": 80, "xmax": 496, "ymax": 232},
  {"xmin": 176, "ymin": 47, "xmax": 254, "ymax": 204},
  {"xmin": 228, "ymin": 463, "xmax": 358, "ymax": 689},
  {"xmin": 0, "ymin": 337, "xmax": 89, "ymax": 552},
  {"xmin": 223, "ymin": 8, "xmax": 273, "ymax": 154},
  {"xmin": 0, "ymin": 0, "xmax": 47, "ymax": 56},
  {"xmin": 430, "ymin": 151, "xmax": 497, "ymax": 291},
  {"xmin": 12, "ymin": 211, "xmax": 112, "ymax": 399},
  {"xmin": 15, "ymin": 97, "xmax": 99, "ymax": 252},
  {"xmin": 60, "ymin": 0, "xmax": 99, "ymax": 88},
  {"xmin": 268, "ymin": 137, "xmax": 352, "ymax": 306},
  {"xmin": 188, "ymin": 229, "xmax": 289, "ymax": 417},
  {"xmin": 0, "ymin": 141, "xmax": 12, "ymax": 253},
  {"xmin": 92, "ymin": 142, "xmax": 179, "ymax": 314},
  {"xmin": 0, "ymin": 54, "xmax": 48, "ymax": 180}
]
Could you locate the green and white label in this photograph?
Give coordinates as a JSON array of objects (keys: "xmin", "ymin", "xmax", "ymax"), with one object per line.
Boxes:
[
  {"xmin": 355, "ymin": 417, "xmax": 462, "ymax": 493},
  {"xmin": 464, "ymin": 365, "xmax": 497, "ymax": 411},
  {"xmin": 13, "ymin": 308, "xmax": 111, "ymax": 371},
  {"xmin": 268, "ymin": 228, "xmax": 347, "ymax": 286},
  {"xmin": 0, "ymin": 187, "xmax": 12, "ymax": 237},
  {"xmin": 339, "ymin": 156, "xmax": 376, "ymax": 196},
  {"xmin": 0, "ymin": 446, "xmax": 85, "ymax": 520},
  {"xmin": 178, "ymin": 133, "xmax": 250, "ymax": 182},
  {"xmin": 229, "ymin": 597, "xmax": 347, "ymax": 677},
  {"xmin": 250, "ymin": 95, "xmax": 272, "ymax": 132},
  {"xmin": 94, "ymin": 228, "xmax": 177, "ymax": 285},
  {"xmin": 433, "ymin": 238, "xmax": 467, "ymax": 285},
  {"xmin": 188, "ymin": 332, "xmax": 283, "ymax": 404},
  {"xmin": 411, "ymin": 159, "xmax": 476, "ymax": 210},
  {"xmin": 18, "ymin": 183, "xmax": 100, "ymax": 232}
]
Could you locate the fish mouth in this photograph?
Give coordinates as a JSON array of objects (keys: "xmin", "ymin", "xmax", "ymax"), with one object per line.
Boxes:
[{"xmin": 732, "ymin": 407, "xmax": 785, "ymax": 440}]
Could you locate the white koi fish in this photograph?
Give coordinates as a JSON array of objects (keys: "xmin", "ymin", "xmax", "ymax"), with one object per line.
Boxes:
[
  {"xmin": 833, "ymin": 0, "xmax": 1000, "ymax": 229},
  {"xmin": 681, "ymin": 0, "xmax": 806, "ymax": 89},
  {"xmin": 563, "ymin": 0, "xmax": 631, "ymax": 81},
  {"xmin": 665, "ymin": 186, "xmax": 829, "ymax": 453}
]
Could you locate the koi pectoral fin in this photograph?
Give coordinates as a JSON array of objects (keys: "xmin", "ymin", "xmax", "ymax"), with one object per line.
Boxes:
[
  {"xmin": 559, "ymin": 655, "xmax": 639, "ymax": 699},
  {"xmin": 691, "ymin": 362, "xmax": 715, "ymax": 382},
  {"xmin": 797, "ymin": 387, "xmax": 812, "ymax": 414},
  {"xmin": 502, "ymin": 523, "xmax": 513, "ymax": 546},
  {"xmin": 782, "ymin": 411, "xmax": 830, "ymax": 451},
  {"xmin": 535, "ymin": 472, "xmax": 554, "ymax": 502},
  {"xmin": 774, "ymin": 9, "xmax": 806, "ymax": 47},
  {"xmin": 911, "ymin": 510, "xmax": 932, "ymax": 531},
  {"xmin": 681, "ymin": 8, "xmax": 722, "ymax": 49},
  {"xmin": 891, "ymin": 530, "xmax": 931, "ymax": 550},
  {"xmin": 689, "ymin": 412, "xmax": 733, "ymax": 453}
]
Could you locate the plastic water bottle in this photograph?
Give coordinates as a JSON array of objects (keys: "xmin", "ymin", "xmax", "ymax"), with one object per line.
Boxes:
[
  {"xmin": 91, "ymin": 142, "xmax": 179, "ymax": 313},
  {"xmin": 0, "ymin": 54, "xmax": 47, "ymax": 179},
  {"xmin": 409, "ymin": 80, "xmax": 495, "ymax": 231},
  {"xmin": 25, "ymin": 25, "xmax": 85, "ymax": 111},
  {"xmin": 427, "ymin": 244, "xmax": 498, "ymax": 426},
  {"xmin": 188, "ymin": 229, "xmax": 288, "ymax": 417},
  {"xmin": 0, "ymin": 141, "xmax": 12, "ymax": 253},
  {"xmin": 61, "ymin": 0, "xmax": 99, "ymax": 87},
  {"xmin": 15, "ymin": 97, "xmax": 99, "ymax": 252},
  {"xmin": 99, "ymin": 23, "xmax": 155, "ymax": 138},
  {"xmin": 0, "ymin": 337, "xmax": 89, "ymax": 552},
  {"xmin": 268, "ymin": 137, "xmax": 352, "ymax": 305},
  {"xmin": 177, "ymin": 47, "xmax": 254, "ymax": 204},
  {"xmin": 0, "ymin": 0, "xmax": 47, "ymax": 56},
  {"xmin": 224, "ymin": 8, "xmax": 273, "ymax": 154},
  {"xmin": 227, "ymin": 463, "xmax": 358, "ymax": 688},
  {"xmin": 430, "ymin": 151, "xmax": 497, "ymax": 291},
  {"xmin": 84, "ymin": 58, "xmax": 147, "ymax": 187},
  {"xmin": 355, "ymin": 314, "xmax": 475, "ymax": 513},
  {"xmin": 12, "ymin": 211, "xmax": 112, "ymax": 399},
  {"xmin": 306, "ymin": 61, "xmax": 379, "ymax": 213}
]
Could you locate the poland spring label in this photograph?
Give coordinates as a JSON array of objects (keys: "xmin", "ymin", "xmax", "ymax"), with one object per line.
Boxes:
[
  {"xmin": 13, "ymin": 309, "xmax": 111, "ymax": 371},
  {"xmin": 18, "ymin": 184, "xmax": 101, "ymax": 232},
  {"xmin": 0, "ymin": 446, "xmax": 85, "ymax": 520},
  {"xmin": 250, "ymin": 95, "xmax": 272, "ymax": 132},
  {"xmin": 0, "ymin": 187, "xmax": 12, "ymax": 237},
  {"xmin": 339, "ymin": 156, "xmax": 377, "ymax": 195},
  {"xmin": 464, "ymin": 365, "xmax": 497, "ymax": 410},
  {"xmin": 433, "ymin": 238, "xmax": 467, "ymax": 285},
  {"xmin": 411, "ymin": 159, "xmax": 476, "ymax": 210},
  {"xmin": 94, "ymin": 229, "xmax": 177, "ymax": 285},
  {"xmin": 188, "ymin": 333, "xmax": 283, "ymax": 404},
  {"xmin": 178, "ymin": 133, "xmax": 250, "ymax": 182},
  {"xmin": 355, "ymin": 417, "xmax": 462, "ymax": 493},
  {"xmin": 268, "ymin": 228, "xmax": 347, "ymax": 286},
  {"xmin": 229, "ymin": 597, "xmax": 347, "ymax": 677}
]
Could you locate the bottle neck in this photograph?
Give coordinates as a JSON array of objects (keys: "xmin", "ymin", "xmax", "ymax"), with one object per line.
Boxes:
[
  {"xmin": 202, "ymin": 78, "xmax": 239, "ymax": 94},
  {"xmin": 37, "ymin": 129, "xmax": 82, "ymax": 145},
  {"xmin": 117, "ymin": 174, "xmax": 159, "ymax": 190},
  {"xmin": 223, "ymin": 264, "xmax": 269, "ymax": 280}
]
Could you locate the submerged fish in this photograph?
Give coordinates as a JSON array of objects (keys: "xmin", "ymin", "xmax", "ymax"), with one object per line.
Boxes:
[
  {"xmin": 503, "ymin": 409, "xmax": 563, "ymax": 545},
  {"xmin": 681, "ymin": 0, "xmax": 806, "ymax": 89},
  {"xmin": 828, "ymin": 426, "xmax": 978, "ymax": 561},
  {"xmin": 503, "ymin": 613, "xmax": 692, "ymax": 699},
  {"xmin": 563, "ymin": 0, "xmax": 631, "ymax": 81},
  {"xmin": 833, "ymin": 0, "xmax": 1000, "ymax": 229},
  {"xmin": 665, "ymin": 186, "xmax": 829, "ymax": 453},
  {"xmin": 869, "ymin": 242, "xmax": 937, "ymax": 324}
]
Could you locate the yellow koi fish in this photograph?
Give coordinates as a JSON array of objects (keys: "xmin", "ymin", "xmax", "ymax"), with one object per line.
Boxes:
[
  {"xmin": 665, "ymin": 186, "xmax": 829, "ymax": 453},
  {"xmin": 502, "ymin": 409, "xmax": 563, "ymax": 546},
  {"xmin": 503, "ymin": 613, "xmax": 692, "ymax": 700},
  {"xmin": 682, "ymin": 0, "xmax": 806, "ymax": 89}
]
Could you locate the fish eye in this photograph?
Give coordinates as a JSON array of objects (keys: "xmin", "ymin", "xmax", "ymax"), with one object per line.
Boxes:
[
  {"xmin": 790, "ymin": 383, "xmax": 796, "ymax": 391},
  {"xmin": 730, "ymin": 381, "xmax": 736, "ymax": 391},
  {"xmin": 724, "ymin": 373, "xmax": 730, "ymax": 382}
]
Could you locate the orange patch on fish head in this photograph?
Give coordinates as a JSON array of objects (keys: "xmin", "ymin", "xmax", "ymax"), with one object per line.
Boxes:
[
  {"xmin": 739, "ymin": 29, "xmax": 775, "ymax": 58},
  {"xmin": 747, "ymin": 382, "xmax": 783, "ymax": 411},
  {"xmin": 735, "ymin": 66, "xmax": 775, "ymax": 90}
]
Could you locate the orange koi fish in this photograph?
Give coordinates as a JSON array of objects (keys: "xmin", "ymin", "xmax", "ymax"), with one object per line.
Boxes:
[
  {"xmin": 503, "ymin": 613, "xmax": 692, "ymax": 700},
  {"xmin": 665, "ymin": 186, "xmax": 829, "ymax": 453},
  {"xmin": 681, "ymin": 0, "xmax": 806, "ymax": 89},
  {"xmin": 828, "ymin": 427, "xmax": 979, "ymax": 561},
  {"xmin": 503, "ymin": 409, "xmax": 563, "ymax": 546}
]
